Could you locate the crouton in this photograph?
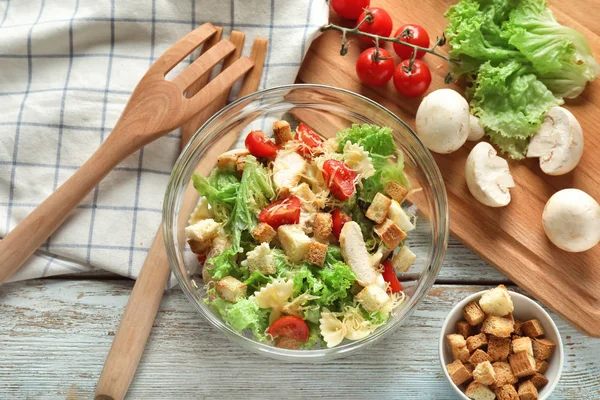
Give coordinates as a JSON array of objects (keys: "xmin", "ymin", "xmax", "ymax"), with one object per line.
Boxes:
[
  {"xmin": 273, "ymin": 120, "xmax": 293, "ymax": 144},
  {"xmin": 374, "ymin": 218, "xmax": 406, "ymax": 249},
  {"xmin": 479, "ymin": 285, "xmax": 514, "ymax": 316},
  {"xmin": 481, "ymin": 314, "xmax": 515, "ymax": 338},
  {"xmin": 491, "ymin": 362, "xmax": 518, "ymax": 389},
  {"xmin": 447, "ymin": 334, "xmax": 471, "ymax": 363},
  {"xmin": 446, "ymin": 360, "xmax": 473, "ymax": 386},
  {"xmin": 251, "ymin": 222, "xmax": 277, "ymax": 243},
  {"xmin": 509, "ymin": 351, "xmax": 536, "ymax": 378},
  {"xmin": 511, "ymin": 337, "xmax": 533, "ymax": 357},
  {"xmin": 532, "ymin": 338, "xmax": 555, "ymax": 360},
  {"xmin": 463, "ymin": 301, "xmax": 486, "ymax": 326},
  {"xmin": 384, "ymin": 181, "xmax": 409, "ymax": 203},
  {"xmin": 514, "ymin": 319, "xmax": 524, "ymax": 336},
  {"xmin": 305, "ymin": 242, "xmax": 327, "ymax": 267},
  {"xmin": 535, "ymin": 360, "xmax": 549, "ymax": 375},
  {"xmin": 274, "ymin": 336, "xmax": 302, "ymax": 350},
  {"xmin": 528, "ymin": 372, "xmax": 549, "ymax": 389},
  {"xmin": 456, "ymin": 320, "xmax": 474, "ymax": 339},
  {"xmin": 185, "ymin": 218, "xmax": 221, "ymax": 253},
  {"xmin": 366, "ymin": 193, "xmax": 392, "ymax": 224},
  {"xmin": 216, "ymin": 149, "xmax": 250, "ymax": 170},
  {"xmin": 391, "ymin": 245, "xmax": 416, "ymax": 272},
  {"xmin": 467, "ymin": 333, "xmax": 488, "ymax": 353},
  {"xmin": 313, "ymin": 212, "xmax": 333, "ymax": 242},
  {"xmin": 473, "ymin": 361, "xmax": 496, "ymax": 386},
  {"xmin": 469, "ymin": 349, "xmax": 492, "ymax": 365},
  {"xmin": 488, "ymin": 336, "xmax": 511, "ymax": 362},
  {"xmin": 278, "ymin": 224, "xmax": 312, "ymax": 262},
  {"xmin": 518, "ymin": 380, "xmax": 538, "ymax": 400},
  {"xmin": 495, "ymin": 384, "xmax": 519, "ymax": 400},
  {"xmin": 521, "ymin": 319, "xmax": 545, "ymax": 338},
  {"xmin": 355, "ymin": 284, "xmax": 391, "ymax": 313},
  {"xmin": 215, "ymin": 276, "xmax": 247, "ymax": 302},
  {"xmin": 465, "ymin": 362, "xmax": 476, "ymax": 374},
  {"xmin": 243, "ymin": 243, "xmax": 276, "ymax": 275},
  {"xmin": 465, "ymin": 381, "xmax": 496, "ymax": 400}
]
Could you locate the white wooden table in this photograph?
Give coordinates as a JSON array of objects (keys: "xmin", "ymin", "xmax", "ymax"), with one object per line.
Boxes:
[{"xmin": 1, "ymin": 237, "xmax": 599, "ymax": 399}]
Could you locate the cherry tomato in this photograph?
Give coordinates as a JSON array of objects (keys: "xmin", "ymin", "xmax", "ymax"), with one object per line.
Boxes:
[
  {"xmin": 357, "ymin": 8, "xmax": 393, "ymax": 44},
  {"xmin": 382, "ymin": 260, "xmax": 403, "ymax": 293},
  {"xmin": 331, "ymin": 0, "xmax": 370, "ymax": 20},
  {"xmin": 356, "ymin": 47, "xmax": 395, "ymax": 87},
  {"xmin": 267, "ymin": 316, "xmax": 310, "ymax": 342},
  {"xmin": 196, "ymin": 253, "xmax": 207, "ymax": 265},
  {"xmin": 393, "ymin": 24, "xmax": 430, "ymax": 60},
  {"xmin": 331, "ymin": 209, "xmax": 352, "ymax": 240},
  {"xmin": 322, "ymin": 159, "xmax": 357, "ymax": 201},
  {"xmin": 258, "ymin": 196, "xmax": 301, "ymax": 229},
  {"xmin": 393, "ymin": 59, "xmax": 432, "ymax": 98},
  {"xmin": 245, "ymin": 130, "xmax": 279, "ymax": 158},
  {"xmin": 295, "ymin": 122, "xmax": 323, "ymax": 157}
]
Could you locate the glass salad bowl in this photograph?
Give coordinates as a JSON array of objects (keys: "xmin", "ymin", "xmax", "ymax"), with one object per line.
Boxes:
[{"xmin": 163, "ymin": 84, "xmax": 449, "ymax": 361}]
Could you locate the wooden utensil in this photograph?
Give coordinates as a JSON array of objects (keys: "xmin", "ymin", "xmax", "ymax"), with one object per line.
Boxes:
[
  {"xmin": 94, "ymin": 35, "xmax": 267, "ymax": 400},
  {"xmin": 298, "ymin": 1, "xmax": 600, "ymax": 337},
  {"xmin": 0, "ymin": 23, "xmax": 254, "ymax": 284}
]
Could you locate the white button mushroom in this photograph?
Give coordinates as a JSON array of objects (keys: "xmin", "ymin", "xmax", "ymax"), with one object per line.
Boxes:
[
  {"xmin": 465, "ymin": 142, "xmax": 515, "ymax": 207},
  {"xmin": 467, "ymin": 115, "xmax": 485, "ymax": 141},
  {"xmin": 526, "ymin": 106, "xmax": 584, "ymax": 176},
  {"xmin": 415, "ymin": 89, "xmax": 470, "ymax": 154},
  {"xmin": 542, "ymin": 189, "xmax": 600, "ymax": 252}
]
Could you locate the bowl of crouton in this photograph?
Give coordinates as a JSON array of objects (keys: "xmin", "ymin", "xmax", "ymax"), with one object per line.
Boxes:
[{"xmin": 439, "ymin": 285, "xmax": 564, "ymax": 400}]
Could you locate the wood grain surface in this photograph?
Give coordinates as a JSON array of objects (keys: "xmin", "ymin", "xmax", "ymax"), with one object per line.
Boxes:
[
  {"xmin": 0, "ymin": 279, "xmax": 598, "ymax": 399},
  {"xmin": 298, "ymin": 0, "xmax": 600, "ymax": 337}
]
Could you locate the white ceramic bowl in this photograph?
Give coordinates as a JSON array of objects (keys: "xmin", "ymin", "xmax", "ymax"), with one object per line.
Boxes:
[{"xmin": 439, "ymin": 290, "xmax": 564, "ymax": 400}]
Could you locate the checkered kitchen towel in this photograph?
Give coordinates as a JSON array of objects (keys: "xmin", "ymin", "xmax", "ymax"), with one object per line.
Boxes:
[{"xmin": 0, "ymin": 0, "xmax": 328, "ymax": 282}]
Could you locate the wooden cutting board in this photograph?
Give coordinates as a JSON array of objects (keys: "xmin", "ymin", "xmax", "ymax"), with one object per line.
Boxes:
[{"xmin": 298, "ymin": 0, "xmax": 600, "ymax": 337}]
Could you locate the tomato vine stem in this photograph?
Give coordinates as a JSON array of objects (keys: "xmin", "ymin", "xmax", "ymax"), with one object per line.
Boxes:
[{"xmin": 320, "ymin": 18, "xmax": 460, "ymax": 83}]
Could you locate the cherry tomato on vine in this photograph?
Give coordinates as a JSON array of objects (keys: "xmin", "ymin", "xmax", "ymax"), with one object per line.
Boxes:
[
  {"xmin": 245, "ymin": 130, "xmax": 279, "ymax": 158},
  {"xmin": 393, "ymin": 59, "xmax": 432, "ymax": 98},
  {"xmin": 322, "ymin": 160, "xmax": 357, "ymax": 201},
  {"xmin": 357, "ymin": 8, "xmax": 393, "ymax": 44},
  {"xmin": 393, "ymin": 24, "xmax": 430, "ymax": 60},
  {"xmin": 355, "ymin": 47, "xmax": 395, "ymax": 87},
  {"xmin": 331, "ymin": 0, "xmax": 370, "ymax": 20},
  {"xmin": 331, "ymin": 209, "xmax": 352, "ymax": 240}
]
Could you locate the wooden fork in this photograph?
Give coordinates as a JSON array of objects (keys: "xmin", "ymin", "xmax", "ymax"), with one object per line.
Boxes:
[
  {"xmin": 93, "ymin": 34, "xmax": 268, "ymax": 400},
  {"xmin": 0, "ymin": 23, "xmax": 253, "ymax": 284}
]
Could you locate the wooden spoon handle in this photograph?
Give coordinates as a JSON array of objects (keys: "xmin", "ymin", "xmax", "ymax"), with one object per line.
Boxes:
[{"xmin": 0, "ymin": 132, "xmax": 135, "ymax": 284}]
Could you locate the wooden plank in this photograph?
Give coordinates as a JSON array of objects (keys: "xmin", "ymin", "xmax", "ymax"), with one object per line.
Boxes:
[
  {"xmin": 298, "ymin": 0, "xmax": 600, "ymax": 336},
  {"xmin": 0, "ymin": 280, "xmax": 597, "ymax": 399}
]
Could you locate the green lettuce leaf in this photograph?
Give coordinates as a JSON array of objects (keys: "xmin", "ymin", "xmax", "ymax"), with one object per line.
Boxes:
[
  {"xmin": 324, "ymin": 246, "xmax": 344, "ymax": 266},
  {"xmin": 206, "ymin": 248, "xmax": 244, "ymax": 280},
  {"xmin": 470, "ymin": 60, "xmax": 561, "ymax": 158},
  {"xmin": 359, "ymin": 154, "xmax": 409, "ymax": 203},
  {"xmin": 208, "ymin": 294, "xmax": 270, "ymax": 342},
  {"xmin": 336, "ymin": 124, "xmax": 397, "ymax": 156},
  {"xmin": 192, "ymin": 169, "xmax": 240, "ymax": 223},
  {"xmin": 244, "ymin": 270, "xmax": 271, "ymax": 294},
  {"xmin": 349, "ymin": 203, "xmax": 380, "ymax": 251},
  {"xmin": 301, "ymin": 322, "xmax": 322, "ymax": 349},
  {"xmin": 227, "ymin": 155, "xmax": 275, "ymax": 252},
  {"xmin": 316, "ymin": 262, "xmax": 356, "ymax": 306}
]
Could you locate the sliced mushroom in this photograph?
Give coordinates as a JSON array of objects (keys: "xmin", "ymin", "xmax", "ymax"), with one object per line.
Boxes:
[
  {"xmin": 415, "ymin": 89, "xmax": 470, "ymax": 154},
  {"xmin": 465, "ymin": 142, "xmax": 515, "ymax": 207},
  {"xmin": 526, "ymin": 107, "xmax": 584, "ymax": 176},
  {"xmin": 542, "ymin": 189, "xmax": 600, "ymax": 252},
  {"xmin": 467, "ymin": 115, "xmax": 485, "ymax": 141}
]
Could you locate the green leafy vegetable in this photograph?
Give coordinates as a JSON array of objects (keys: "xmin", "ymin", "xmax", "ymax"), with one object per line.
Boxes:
[
  {"xmin": 244, "ymin": 270, "xmax": 271, "ymax": 294},
  {"xmin": 317, "ymin": 262, "xmax": 356, "ymax": 306},
  {"xmin": 365, "ymin": 309, "xmax": 389, "ymax": 326},
  {"xmin": 227, "ymin": 155, "xmax": 276, "ymax": 252},
  {"xmin": 324, "ymin": 246, "xmax": 344, "ymax": 266},
  {"xmin": 206, "ymin": 248, "xmax": 243, "ymax": 280},
  {"xmin": 445, "ymin": 0, "xmax": 599, "ymax": 158},
  {"xmin": 192, "ymin": 169, "xmax": 240, "ymax": 222},
  {"xmin": 349, "ymin": 203, "xmax": 380, "ymax": 251},
  {"xmin": 336, "ymin": 124, "xmax": 397, "ymax": 156},
  {"xmin": 207, "ymin": 294, "xmax": 270, "ymax": 341},
  {"xmin": 301, "ymin": 322, "xmax": 322, "ymax": 349}
]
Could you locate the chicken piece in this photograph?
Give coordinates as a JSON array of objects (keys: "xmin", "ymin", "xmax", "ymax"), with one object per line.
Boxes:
[
  {"xmin": 339, "ymin": 221, "xmax": 381, "ymax": 286},
  {"xmin": 272, "ymin": 150, "xmax": 307, "ymax": 195}
]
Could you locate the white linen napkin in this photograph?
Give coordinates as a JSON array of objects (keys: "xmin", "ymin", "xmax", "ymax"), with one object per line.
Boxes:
[{"xmin": 0, "ymin": 0, "xmax": 328, "ymax": 282}]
